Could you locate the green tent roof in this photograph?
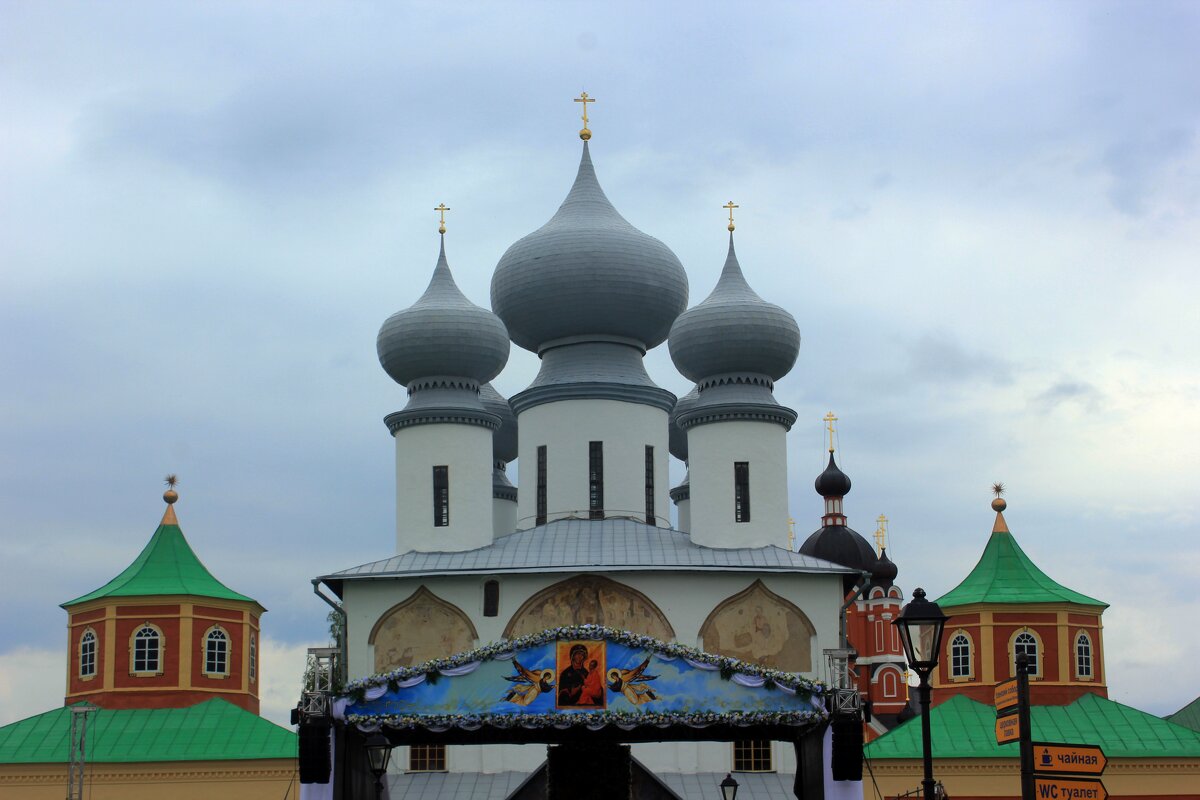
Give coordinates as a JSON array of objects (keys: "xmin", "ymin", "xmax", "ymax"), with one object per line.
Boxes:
[
  {"xmin": 865, "ymin": 693, "xmax": 1200, "ymax": 760},
  {"xmin": 63, "ymin": 514, "xmax": 256, "ymax": 607},
  {"xmin": 936, "ymin": 511, "xmax": 1105, "ymax": 609},
  {"xmin": 0, "ymin": 699, "xmax": 296, "ymax": 764},
  {"xmin": 1166, "ymin": 695, "xmax": 1200, "ymax": 733}
]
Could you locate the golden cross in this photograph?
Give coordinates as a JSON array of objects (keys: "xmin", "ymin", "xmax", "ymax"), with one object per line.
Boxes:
[
  {"xmin": 434, "ymin": 203, "xmax": 450, "ymax": 234},
  {"xmin": 823, "ymin": 411, "xmax": 838, "ymax": 453},
  {"xmin": 723, "ymin": 200, "xmax": 739, "ymax": 232},
  {"xmin": 874, "ymin": 514, "xmax": 888, "ymax": 554},
  {"xmin": 574, "ymin": 91, "xmax": 596, "ymax": 140}
]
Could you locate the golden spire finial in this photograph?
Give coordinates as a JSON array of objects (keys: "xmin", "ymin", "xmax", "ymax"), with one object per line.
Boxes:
[
  {"xmin": 823, "ymin": 411, "xmax": 838, "ymax": 453},
  {"xmin": 874, "ymin": 514, "xmax": 888, "ymax": 554},
  {"xmin": 434, "ymin": 203, "xmax": 450, "ymax": 235},
  {"xmin": 991, "ymin": 481, "xmax": 1008, "ymax": 527},
  {"xmin": 574, "ymin": 91, "xmax": 595, "ymax": 140},
  {"xmin": 161, "ymin": 474, "xmax": 179, "ymax": 525},
  {"xmin": 723, "ymin": 201, "xmax": 739, "ymax": 232}
]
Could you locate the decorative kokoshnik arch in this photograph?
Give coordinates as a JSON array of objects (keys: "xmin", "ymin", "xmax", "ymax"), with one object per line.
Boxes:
[{"xmin": 337, "ymin": 624, "xmax": 827, "ymax": 746}]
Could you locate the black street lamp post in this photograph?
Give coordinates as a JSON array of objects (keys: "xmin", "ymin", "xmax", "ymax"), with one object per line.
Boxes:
[
  {"xmin": 364, "ymin": 733, "xmax": 393, "ymax": 799},
  {"xmin": 892, "ymin": 587, "xmax": 949, "ymax": 800},
  {"xmin": 719, "ymin": 773, "xmax": 739, "ymax": 800}
]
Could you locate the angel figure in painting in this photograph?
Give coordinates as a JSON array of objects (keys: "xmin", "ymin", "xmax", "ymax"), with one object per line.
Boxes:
[
  {"xmin": 607, "ymin": 657, "xmax": 659, "ymax": 705},
  {"xmin": 502, "ymin": 658, "xmax": 554, "ymax": 706}
]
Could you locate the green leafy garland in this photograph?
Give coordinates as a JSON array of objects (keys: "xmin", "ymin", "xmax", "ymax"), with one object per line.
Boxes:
[{"xmin": 343, "ymin": 623, "xmax": 826, "ymax": 704}]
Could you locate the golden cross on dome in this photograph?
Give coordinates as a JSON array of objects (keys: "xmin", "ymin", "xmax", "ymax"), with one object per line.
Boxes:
[
  {"xmin": 874, "ymin": 514, "xmax": 888, "ymax": 554},
  {"xmin": 434, "ymin": 203, "xmax": 450, "ymax": 234},
  {"xmin": 574, "ymin": 91, "xmax": 595, "ymax": 140},
  {"xmin": 823, "ymin": 411, "xmax": 838, "ymax": 453},
  {"xmin": 723, "ymin": 200, "xmax": 739, "ymax": 232}
]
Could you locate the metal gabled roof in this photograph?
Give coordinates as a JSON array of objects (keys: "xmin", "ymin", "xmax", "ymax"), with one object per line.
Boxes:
[
  {"xmin": 320, "ymin": 517, "xmax": 853, "ymax": 587},
  {"xmin": 864, "ymin": 693, "xmax": 1200, "ymax": 759},
  {"xmin": 0, "ymin": 699, "xmax": 295, "ymax": 764}
]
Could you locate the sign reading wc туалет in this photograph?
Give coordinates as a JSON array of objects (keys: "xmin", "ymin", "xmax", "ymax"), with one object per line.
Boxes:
[{"xmin": 1033, "ymin": 776, "xmax": 1107, "ymax": 800}]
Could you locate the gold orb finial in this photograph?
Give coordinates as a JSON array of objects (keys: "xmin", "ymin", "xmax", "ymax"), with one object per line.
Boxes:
[
  {"xmin": 991, "ymin": 482, "xmax": 1006, "ymax": 512},
  {"xmin": 574, "ymin": 91, "xmax": 595, "ymax": 141},
  {"xmin": 434, "ymin": 203, "xmax": 450, "ymax": 235},
  {"xmin": 163, "ymin": 474, "xmax": 179, "ymax": 505},
  {"xmin": 724, "ymin": 201, "xmax": 739, "ymax": 232}
]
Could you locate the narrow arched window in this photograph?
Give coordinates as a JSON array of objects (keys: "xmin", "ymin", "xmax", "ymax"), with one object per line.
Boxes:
[
  {"xmin": 1075, "ymin": 632, "xmax": 1093, "ymax": 679},
  {"xmin": 950, "ymin": 633, "xmax": 971, "ymax": 678},
  {"xmin": 1014, "ymin": 631, "xmax": 1038, "ymax": 675},
  {"xmin": 205, "ymin": 627, "xmax": 229, "ymax": 676},
  {"xmin": 79, "ymin": 629, "xmax": 97, "ymax": 678},
  {"xmin": 249, "ymin": 633, "xmax": 257, "ymax": 682},
  {"xmin": 133, "ymin": 625, "xmax": 161, "ymax": 673}
]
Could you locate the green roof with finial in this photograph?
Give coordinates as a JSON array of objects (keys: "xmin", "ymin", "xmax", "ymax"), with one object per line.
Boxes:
[
  {"xmin": 62, "ymin": 478, "xmax": 257, "ymax": 608},
  {"xmin": 936, "ymin": 488, "xmax": 1106, "ymax": 609}
]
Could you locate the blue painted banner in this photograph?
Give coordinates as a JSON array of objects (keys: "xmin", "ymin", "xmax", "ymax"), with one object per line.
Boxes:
[{"xmin": 343, "ymin": 638, "xmax": 822, "ymax": 726}]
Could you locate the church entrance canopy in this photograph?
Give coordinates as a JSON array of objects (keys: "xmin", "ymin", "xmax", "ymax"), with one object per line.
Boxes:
[{"xmin": 333, "ymin": 624, "xmax": 828, "ymax": 746}]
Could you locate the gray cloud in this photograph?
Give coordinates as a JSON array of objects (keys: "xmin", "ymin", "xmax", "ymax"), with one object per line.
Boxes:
[
  {"xmin": 905, "ymin": 332, "xmax": 1015, "ymax": 387},
  {"xmin": 1103, "ymin": 128, "xmax": 1195, "ymax": 216},
  {"xmin": 1032, "ymin": 379, "xmax": 1104, "ymax": 412}
]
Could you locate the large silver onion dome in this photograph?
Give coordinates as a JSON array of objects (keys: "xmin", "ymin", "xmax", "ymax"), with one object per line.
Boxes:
[
  {"xmin": 479, "ymin": 382, "xmax": 518, "ymax": 463},
  {"xmin": 668, "ymin": 235, "xmax": 800, "ymax": 382},
  {"xmin": 491, "ymin": 142, "xmax": 689, "ymax": 353},
  {"xmin": 377, "ymin": 238, "xmax": 510, "ymax": 386}
]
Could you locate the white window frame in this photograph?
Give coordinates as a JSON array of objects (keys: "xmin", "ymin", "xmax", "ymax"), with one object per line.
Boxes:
[
  {"xmin": 203, "ymin": 625, "xmax": 230, "ymax": 678},
  {"xmin": 130, "ymin": 623, "xmax": 164, "ymax": 676}
]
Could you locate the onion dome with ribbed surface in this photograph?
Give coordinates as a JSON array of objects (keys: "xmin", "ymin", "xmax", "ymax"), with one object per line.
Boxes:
[
  {"xmin": 490, "ymin": 142, "xmax": 689, "ymax": 353},
  {"xmin": 668, "ymin": 386, "xmax": 698, "ymax": 460},
  {"xmin": 479, "ymin": 382, "xmax": 518, "ymax": 463},
  {"xmin": 815, "ymin": 453, "xmax": 852, "ymax": 496},
  {"xmin": 668, "ymin": 235, "xmax": 800, "ymax": 383},
  {"xmin": 378, "ymin": 238, "xmax": 510, "ymax": 386}
]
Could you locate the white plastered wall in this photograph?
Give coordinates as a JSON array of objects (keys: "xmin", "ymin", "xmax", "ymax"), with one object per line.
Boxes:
[
  {"xmin": 675, "ymin": 496, "xmax": 691, "ymax": 532},
  {"xmin": 394, "ymin": 423, "xmax": 493, "ymax": 553},
  {"xmin": 515, "ymin": 400, "xmax": 670, "ymax": 528},
  {"xmin": 341, "ymin": 568, "xmax": 843, "ymax": 775},
  {"xmin": 687, "ymin": 420, "xmax": 790, "ymax": 549},
  {"xmin": 492, "ymin": 497, "xmax": 517, "ymax": 538}
]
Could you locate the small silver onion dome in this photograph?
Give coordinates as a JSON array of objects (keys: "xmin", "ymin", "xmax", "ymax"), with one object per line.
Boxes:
[
  {"xmin": 377, "ymin": 238, "xmax": 510, "ymax": 386},
  {"xmin": 479, "ymin": 382, "xmax": 518, "ymax": 463},
  {"xmin": 491, "ymin": 143, "xmax": 689, "ymax": 353},
  {"xmin": 668, "ymin": 235, "xmax": 800, "ymax": 383},
  {"xmin": 668, "ymin": 386, "xmax": 698, "ymax": 460}
]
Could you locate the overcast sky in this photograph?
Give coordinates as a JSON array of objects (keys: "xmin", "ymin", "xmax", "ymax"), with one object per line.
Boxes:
[{"xmin": 2, "ymin": 1, "xmax": 1198, "ymax": 728}]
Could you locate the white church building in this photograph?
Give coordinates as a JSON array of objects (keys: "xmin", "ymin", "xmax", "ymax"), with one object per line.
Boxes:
[{"xmin": 315, "ymin": 112, "xmax": 872, "ymax": 799}]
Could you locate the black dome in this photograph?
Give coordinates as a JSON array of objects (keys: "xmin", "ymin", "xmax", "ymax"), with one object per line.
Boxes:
[
  {"xmin": 799, "ymin": 524, "xmax": 879, "ymax": 574},
  {"xmin": 873, "ymin": 547, "xmax": 898, "ymax": 586},
  {"xmin": 814, "ymin": 452, "xmax": 852, "ymax": 497}
]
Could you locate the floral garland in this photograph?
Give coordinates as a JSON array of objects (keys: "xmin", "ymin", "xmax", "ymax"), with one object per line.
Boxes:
[
  {"xmin": 347, "ymin": 708, "xmax": 827, "ymax": 731},
  {"xmin": 342, "ymin": 624, "xmax": 826, "ymax": 702}
]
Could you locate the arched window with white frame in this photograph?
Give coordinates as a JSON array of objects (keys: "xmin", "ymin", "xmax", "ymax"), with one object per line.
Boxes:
[
  {"xmin": 1012, "ymin": 629, "xmax": 1040, "ymax": 677},
  {"xmin": 1075, "ymin": 631, "xmax": 1093, "ymax": 679},
  {"xmin": 79, "ymin": 629, "xmax": 97, "ymax": 678},
  {"xmin": 204, "ymin": 626, "xmax": 229, "ymax": 676},
  {"xmin": 949, "ymin": 631, "xmax": 972, "ymax": 679},
  {"xmin": 132, "ymin": 624, "xmax": 162, "ymax": 674},
  {"xmin": 249, "ymin": 632, "xmax": 257, "ymax": 682}
]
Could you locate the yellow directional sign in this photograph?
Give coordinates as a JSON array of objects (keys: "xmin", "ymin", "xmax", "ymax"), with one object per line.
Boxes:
[
  {"xmin": 996, "ymin": 714, "xmax": 1020, "ymax": 744},
  {"xmin": 1033, "ymin": 776, "xmax": 1107, "ymax": 800},
  {"xmin": 1033, "ymin": 743, "xmax": 1107, "ymax": 775},
  {"xmin": 994, "ymin": 678, "xmax": 1019, "ymax": 713}
]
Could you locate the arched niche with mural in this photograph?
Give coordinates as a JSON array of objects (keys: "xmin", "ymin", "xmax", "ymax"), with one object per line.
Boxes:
[
  {"xmin": 368, "ymin": 586, "xmax": 478, "ymax": 673},
  {"xmin": 699, "ymin": 580, "xmax": 816, "ymax": 672},
  {"xmin": 503, "ymin": 574, "xmax": 675, "ymax": 640}
]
